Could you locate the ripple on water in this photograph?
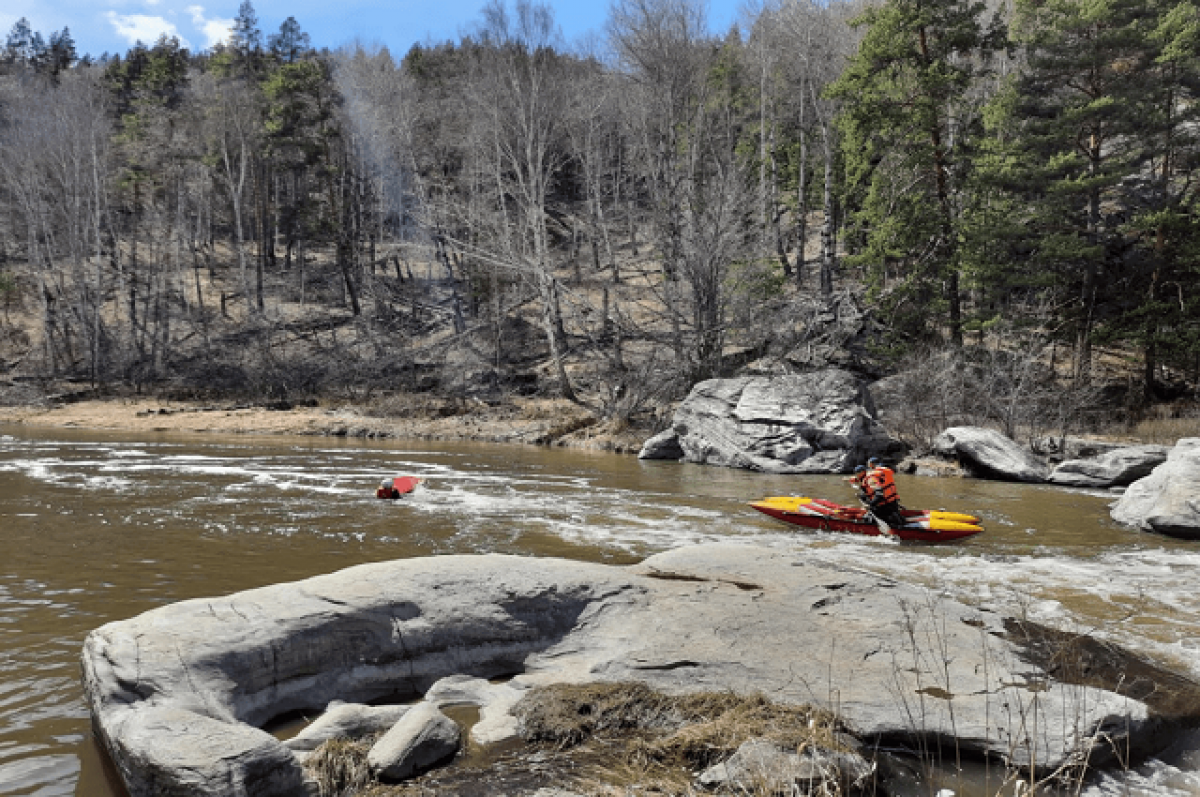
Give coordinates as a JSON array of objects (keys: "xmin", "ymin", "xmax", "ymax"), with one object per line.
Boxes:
[
  {"xmin": 0, "ymin": 753, "xmax": 79, "ymax": 796},
  {"xmin": 3, "ymin": 431, "xmax": 1200, "ymax": 797}
]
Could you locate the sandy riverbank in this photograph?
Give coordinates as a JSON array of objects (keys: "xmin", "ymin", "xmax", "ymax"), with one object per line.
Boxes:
[{"xmin": 0, "ymin": 396, "xmax": 652, "ymax": 453}]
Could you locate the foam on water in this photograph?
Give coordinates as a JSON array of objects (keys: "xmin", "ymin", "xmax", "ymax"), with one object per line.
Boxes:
[{"xmin": 3, "ymin": 432, "xmax": 1200, "ymax": 795}]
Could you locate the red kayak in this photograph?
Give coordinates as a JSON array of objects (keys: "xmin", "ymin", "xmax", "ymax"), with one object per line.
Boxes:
[
  {"xmin": 749, "ymin": 496, "xmax": 984, "ymax": 543},
  {"xmin": 376, "ymin": 476, "xmax": 423, "ymax": 499}
]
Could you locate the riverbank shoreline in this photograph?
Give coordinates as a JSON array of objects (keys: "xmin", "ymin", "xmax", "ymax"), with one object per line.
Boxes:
[{"xmin": 0, "ymin": 395, "xmax": 654, "ymax": 453}]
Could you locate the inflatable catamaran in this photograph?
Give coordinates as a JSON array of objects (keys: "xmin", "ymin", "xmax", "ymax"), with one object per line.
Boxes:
[{"xmin": 749, "ymin": 496, "xmax": 984, "ymax": 542}]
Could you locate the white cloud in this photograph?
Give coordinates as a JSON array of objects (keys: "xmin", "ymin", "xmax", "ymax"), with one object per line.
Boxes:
[
  {"xmin": 106, "ymin": 11, "xmax": 191, "ymax": 48},
  {"xmin": 186, "ymin": 5, "xmax": 234, "ymax": 48}
]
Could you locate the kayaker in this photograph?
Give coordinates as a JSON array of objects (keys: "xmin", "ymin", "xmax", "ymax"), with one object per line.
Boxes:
[
  {"xmin": 864, "ymin": 457, "xmax": 905, "ymax": 530},
  {"xmin": 376, "ymin": 479, "xmax": 402, "ymax": 500},
  {"xmin": 846, "ymin": 465, "xmax": 869, "ymax": 503}
]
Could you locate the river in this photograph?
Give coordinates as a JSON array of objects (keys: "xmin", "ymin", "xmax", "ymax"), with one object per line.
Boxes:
[{"xmin": 1, "ymin": 426, "xmax": 1198, "ymax": 796}]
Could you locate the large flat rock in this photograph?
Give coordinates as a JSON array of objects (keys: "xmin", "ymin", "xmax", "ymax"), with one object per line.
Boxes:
[{"xmin": 82, "ymin": 545, "xmax": 1197, "ymax": 796}]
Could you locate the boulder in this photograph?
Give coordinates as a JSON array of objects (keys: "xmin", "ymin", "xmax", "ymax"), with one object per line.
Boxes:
[
  {"xmin": 1047, "ymin": 445, "xmax": 1169, "ymax": 488},
  {"xmin": 119, "ymin": 706, "xmax": 306, "ymax": 795},
  {"xmin": 81, "ymin": 544, "xmax": 1200, "ymax": 797},
  {"xmin": 638, "ymin": 369, "xmax": 903, "ymax": 473},
  {"xmin": 637, "ymin": 428, "xmax": 685, "ymax": 460},
  {"xmin": 931, "ymin": 426, "xmax": 1048, "ymax": 482},
  {"xmin": 284, "ymin": 701, "xmax": 410, "ymax": 755},
  {"xmin": 1110, "ymin": 438, "xmax": 1200, "ymax": 539},
  {"xmin": 367, "ymin": 702, "xmax": 460, "ymax": 781},
  {"xmin": 697, "ymin": 738, "xmax": 873, "ymax": 793}
]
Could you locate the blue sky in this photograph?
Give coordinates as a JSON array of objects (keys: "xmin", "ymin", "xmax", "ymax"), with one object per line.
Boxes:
[{"xmin": 3, "ymin": 0, "xmax": 746, "ymax": 60}]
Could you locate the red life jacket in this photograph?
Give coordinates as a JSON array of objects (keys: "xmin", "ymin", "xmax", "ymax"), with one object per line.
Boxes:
[{"xmin": 868, "ymin": 467, "xmax": 898, "ymax": 503}]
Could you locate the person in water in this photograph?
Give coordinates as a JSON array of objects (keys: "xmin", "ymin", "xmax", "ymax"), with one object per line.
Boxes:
[
  {"xmin": 863, "ymin": 457, "xmax": 905, "ymax": 531},
  {"xmin": 376, "ymin": 479, "xmax": 402, "ymax": 499}
]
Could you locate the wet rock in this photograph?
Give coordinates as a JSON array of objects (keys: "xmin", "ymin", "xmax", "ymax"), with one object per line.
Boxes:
[
  {"xmin": 637, "ymin": 428, "xmax": 685, "ymax": 460},
  {"xmin": 638, "ymin": 369, "xmax": 903, "ymax": 473},
  {"xmin": 1047, "ymin": 445, "xmax": 1169, "ymax": 488},
  {"xmin": 424, "ymin": 674, "xmax": 527, "ymax": 745},
  {"xmin": 1110, "ymin": 438, "xmax": 1200, "ymax": 540},
  {"xmin": 931, "ymin": 426, "xmax": 1048, "ymax": 482},
  {"xmin": 697, "ymin": 738, "xmax": 874, "ymax": 793},
  {"xmin": 367, "ymin": 702, "xmax": 460, "ymax": 781}
]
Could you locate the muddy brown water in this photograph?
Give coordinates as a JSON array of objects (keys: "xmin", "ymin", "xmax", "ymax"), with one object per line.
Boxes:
[{"xmin": 1, "ymin": 426, "xmax": 1198, "ymax": 796}]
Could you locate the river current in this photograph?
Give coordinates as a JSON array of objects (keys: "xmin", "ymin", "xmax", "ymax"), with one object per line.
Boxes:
[{"xmin": 1, "ymin": 426, "xmax": 1198, "ymax": 796}]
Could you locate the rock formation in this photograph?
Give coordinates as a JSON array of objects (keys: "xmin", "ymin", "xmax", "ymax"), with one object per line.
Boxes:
[
  {"xmin": 1047, "ymin": 444, "xmax": 1169, "ymax": 488},
  {"xmin": 367, "ymin": 702, "xmax": 460, "ymax": 781},
  {"xmin": 1110, "ymin": 438, "xmax": 1200, "ymax": 539},
  {"xmin": 638, "ymin": 369, "xmax": 903, "ymax": 473},
  {"xmin": 284, "ymin": 702, "xmax": 410, "ymax": 757},
  {"xmin": 81, "ymin": 544, "xmax": 1200, "ymax": 797},
  {"xmin": 931, "ymin": 426, "xmax": 1049, "ymax": 482}
]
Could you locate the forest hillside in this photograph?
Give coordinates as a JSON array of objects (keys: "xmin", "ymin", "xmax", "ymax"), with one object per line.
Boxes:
[{"xmin": 1, "ymin": 0, "xmax": 1197, "ymax": 448}]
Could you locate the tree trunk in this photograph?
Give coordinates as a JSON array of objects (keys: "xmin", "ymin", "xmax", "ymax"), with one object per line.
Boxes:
[{"xmin": 796, "ymin": 124, "xmax": 807, "ymax": 288}]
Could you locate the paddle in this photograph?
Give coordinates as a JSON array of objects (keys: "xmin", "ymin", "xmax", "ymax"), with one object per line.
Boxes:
[{"xmin": 860, "ymin": 501, "xmax": 899, "ymax": 539}]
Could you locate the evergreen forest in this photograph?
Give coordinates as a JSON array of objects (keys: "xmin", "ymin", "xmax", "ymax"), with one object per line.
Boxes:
[{"xmin": 1, "ymin": 0, "xmax": 1197, "ymax": 441}]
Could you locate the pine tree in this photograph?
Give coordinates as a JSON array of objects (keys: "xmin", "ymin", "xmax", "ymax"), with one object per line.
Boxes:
[
  {"xmin": 230, "ymin": 0, "xmax": 263, "ymax": 76},
  {"xmin": 44, "ymin": 28, "xmax": 77, "ymax": 79},
  {"xmin": 5, "ymin": 18, "xmax": 45, "ymax": 65},
  {"xmin": 988, "ymin": 0, "xmax": 1149, "ymax": 381},
  {"xmin": 829, "ymin": 0, "xmax": 1002, "ymax": 351},
  {"xmin": 1113, "ymin": 0, "xmax": 1200, "ymax": 398},
  {"xmin": 268, "ymin": 17, "xmax": 311, "ymax": 64}
]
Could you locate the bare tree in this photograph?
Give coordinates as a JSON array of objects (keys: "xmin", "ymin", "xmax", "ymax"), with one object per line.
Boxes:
[
  {"xmin": 609, "ymin": 0, "xmax": 756, "ymax": 380},
  {"xmin": 0, "ymin": 68, "xmax": 112, "ymax": 378},
  {"xmin": 471, "ymin": 0, "xmax": 578, "ymax": 400},
  {"xmin": 766, "ymin": 0, "xmax": 858, "ymax": 297},
  {"xmin": 194, "ymin": 71, "xmax": 260, "ymax": 316}
]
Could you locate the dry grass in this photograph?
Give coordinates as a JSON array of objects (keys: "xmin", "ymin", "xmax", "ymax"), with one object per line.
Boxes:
[
  {"xmin": 1128, "ymin": 410, "xmax": 1200, "ymax": 445},
  {"xmin": 515, "ymin": 682, "xmax": 853, "ymax": 794},
  {"xmin": 306, "ymin": 737, "xmax": 376, "ymax": 797},
  {"xmin": 303, "ymin": 683, "xmax": 859, "ymax": 797}
]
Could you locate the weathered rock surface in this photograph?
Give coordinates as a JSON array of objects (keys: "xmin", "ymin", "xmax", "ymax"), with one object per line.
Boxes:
[
  {"xmin": 637, "ymin": 369, "xmax": 903, "ymax": 473},
  {"xmin": 367, "ymin": 701, "xmax": 460, "ymax": 781},
  {"xmin": 697, "ymin": 738, "xmax": 873, "ymax": 793},
  {"xmin": 637, "ymin": 428, "xmax": 685, "ymax": 460},
  {"xmin": 284, "ymin": 701, "xmax": 410, "ymax": 755},
  {"xmin": 81, "ymin": 544, "xmax": 1200, "ymax": 797},
  {"xmin": 1047, "ymin": 444, "xmax": 1169, "ymax": 488},
  {"xmin": 931, "ymin": 426, "xmax": 1049, "ymax": 482},
  {"xmin": 1111, "ymin": 438, "xmax": 1200, "ymax": 539},
  {"xmin": 424, "ymin": 674, "xmax": 526, "ymax": 745}
]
